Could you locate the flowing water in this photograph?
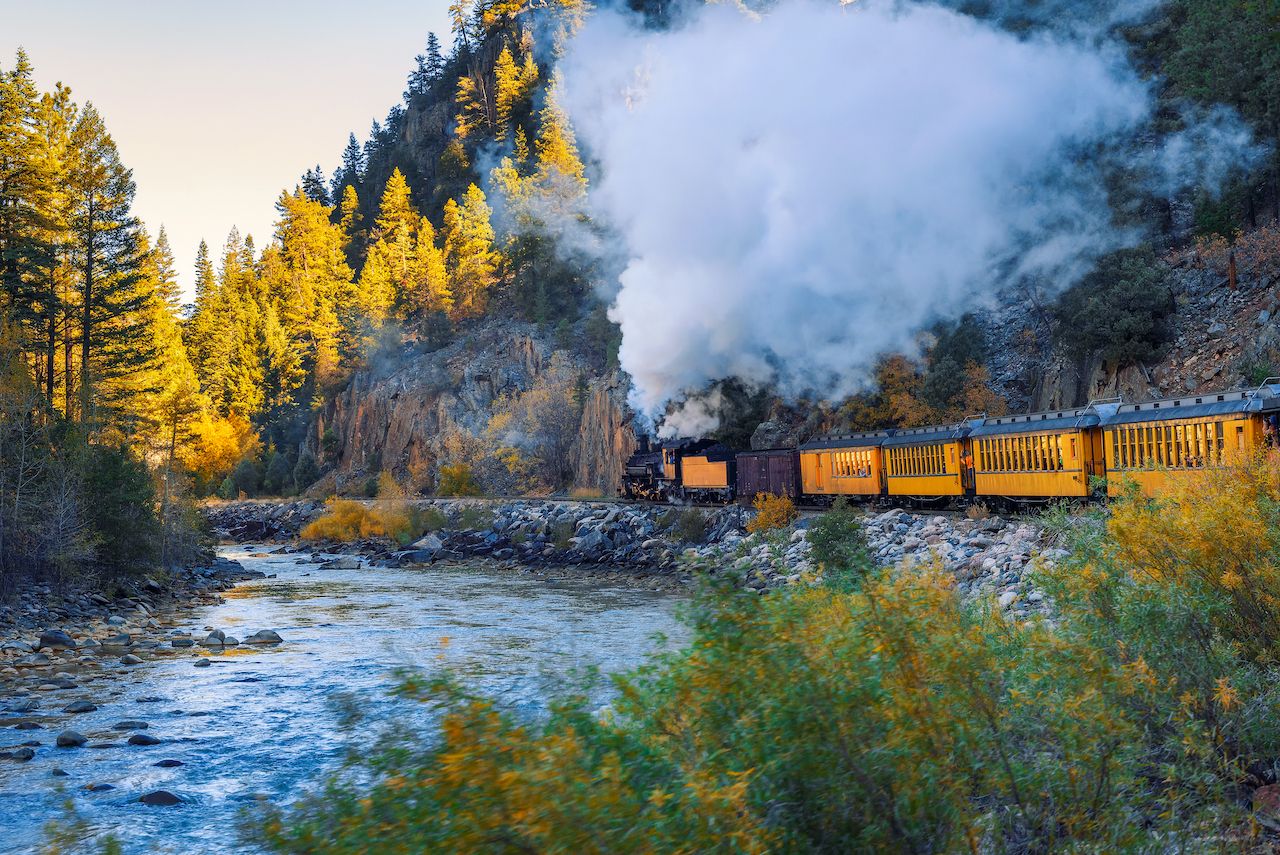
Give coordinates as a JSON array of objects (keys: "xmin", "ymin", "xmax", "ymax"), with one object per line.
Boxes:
[{"xmin": 0, "ymin": 546, "xmax": 689, "ymax": 854}]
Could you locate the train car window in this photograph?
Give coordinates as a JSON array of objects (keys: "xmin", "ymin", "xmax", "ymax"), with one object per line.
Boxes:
[
  {"xmin": 1215, "ymin": 422, "xmax": 1225, "ymax": 463},
  {"xmin": 1039, "ymin": 435, "xmax": 1048, "ymax": 471},
  {"xmin": 1237, "ymin": 425, "xmax": 1246, "ymax": 452}
]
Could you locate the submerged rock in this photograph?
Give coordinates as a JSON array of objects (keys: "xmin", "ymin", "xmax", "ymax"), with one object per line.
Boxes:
[
  {"xmin": 56, "ymin": 730, "xmax": 87, "ymax": 748},
  {"xmin": 139, "ymin": 790, "xmax": 183, "ymax": 806},
  {"xmin": 243, "ymin": 630, "xmax": 282, "ymax": 645}
]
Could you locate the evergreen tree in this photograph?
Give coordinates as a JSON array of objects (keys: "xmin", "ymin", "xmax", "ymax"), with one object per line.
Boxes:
[
  {"xmin": 337, "ymin": 184, "xmax": 365, "ymax": 270},
  {"xmin": 67, "ymin": 104, "xmax": 153, "ymax": 426},
  {"xmin": 332, "ymin": 132, "xmax": 365, "ymax": 200},
  {"xmin": 442, "ymin": 183, "xmax": 499, "ymax": 319},
  {"xmin": 153, "ymin": 226, "xmax": 179, "ymax": 310},
  {"xmin": 425, "ymin": 33, "xmax": 445, "ymax": 81},
  {"xmin": 301, "ymin": 165, "xmax": 329, "ymax": 205}
]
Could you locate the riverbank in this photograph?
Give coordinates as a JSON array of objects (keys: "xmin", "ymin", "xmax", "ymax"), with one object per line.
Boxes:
[
  {"xmin": 206, "ymin": 498, "xmax": 1061, "ymax": 613},
  {"xmin": 0, "ymin": 546, "xmax": 688, "ymax": 853}
]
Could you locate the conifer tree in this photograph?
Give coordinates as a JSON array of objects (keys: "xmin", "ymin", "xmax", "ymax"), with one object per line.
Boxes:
[
  {"xmin": 301, "ymin": 166, "xmax": 329, "ymax": 205},
  {"xmin": 494, "ymin": 46, "xmax": 520, "ymax": 135},
  {"xmin": 442, "ymin": 183, "xmax": 499, "ymax": 319},
  {"xmin": 67, "ymin": 104, "xmax": 152, "ymax": 425},
  {"xmin": 332, "ymin": 132, "xmax": 365, "ymax": 200},
  {"xmin": 153, "ymin": 226, "xmax": 179, "ymax": 310},
  {"xmin": 337, "ymin": 184, "xmax": 365, "ymax": 270},
  {"xmin": 533, "ymin": 74, "xmax": 587, "ymax": 206},
  {"xmin": 425, "ymin": 33, "xmax": 445, "ymax": 81}
]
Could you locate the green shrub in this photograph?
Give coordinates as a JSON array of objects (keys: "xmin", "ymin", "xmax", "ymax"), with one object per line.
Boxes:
[
  {"xmin": 551, "ymin": 520, "xmax": 575, "ymax": 550},
  {"xmin": 457, "ymin": 505, "xmax": 493, "ymax": 531},
  {"xmin": 418, "ymin": 507, "xmax": 448, "ymax": 533},
  {"xmin": 806, "ymin": 498, "xmax": 870, "ymax": 586},
  {"xmin": 217, "ymin": 475, "xmax": 236, "ymax": 500},
  {"xmin": 667, "ymin": 508, "xmax": 709, "ymax": 544},
  {"xmin": 81, "ymin": 443, "xmax": 160, "ymax": 577}
]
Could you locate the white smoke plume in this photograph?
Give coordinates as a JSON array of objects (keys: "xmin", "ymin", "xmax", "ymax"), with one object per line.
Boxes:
[{"xmin": 556, "ymin": 0, "xmax": 1261, "ymax": 434}]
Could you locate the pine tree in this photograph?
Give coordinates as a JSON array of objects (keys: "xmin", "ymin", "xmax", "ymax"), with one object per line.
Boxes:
[
  {"xmin": 494, "ymin": 46, "xmax": 520, "ymax": 136},
  {"xmin": 455, "ymin": 73, "xmax": 494, "ymax": 141},
  {"xmin": 301, "ymin": 166, "xmax": 329, "ymax": 205},
  {"xmin": 415, "ymin": 215, "xmax": 451, "ymax": 315},
  {"xmin": 533, "ymin": 74, "xmax": 587, "ymax": 206},
  {"xmin": 425, "ymin": 33, "xmax": 445, "ymax": 81},
  {"xmin": 67, "ymin": 103, "xmax": 153, "ymax": 426},
  {"xmin": 332, "ymin": 132, "xmax": 365, "ymax": 200},
  {"xmin": 442, "ymin": 183, "xmax": 499, "ymax": 319},
  {"xmin": 153, "ymin": 226, "xmax": 179, "ymax": 310},
  {"xmin": 337, "ymin": 184, "xmax": 364, "ymax": 270}
]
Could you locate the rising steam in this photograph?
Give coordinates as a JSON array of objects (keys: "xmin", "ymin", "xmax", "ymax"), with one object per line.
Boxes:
[{"xmin": 557, "ymin": 0, "xmax": 1261, "ymax": 436}]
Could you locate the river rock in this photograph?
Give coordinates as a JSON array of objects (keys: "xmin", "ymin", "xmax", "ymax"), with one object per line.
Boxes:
[
  {"xmin": 11, "ymin": 747, "xmax": 35, "ymax": 762},
  {"xmin": 153, "ymin": 759, "xmax": 184, "ymax": 768},
  {"xmin": 64, "ymin": 700, "xmax": 97, "ymax": 714},
  {"xmin": 38, "ymin": 630, "xmax": 76, "ymax": 650},
  {"xmin": 56, "ymin": 730, "xmax": 87, "ymax": 748},
  {"xmin": 85, "ymin": 783, "xmax": 115, "ymax": 792},
  {"xmin": 14, "ymin": 722, "xmax": 42, "ymax": 730},
  {"xmin": 51, "ymin": 767, "xmax": 68, "ymax": 776},
  {"xmin": 139, "ymin": 790, "xmax": 183, "ymax": 806},
  {"xmin": 128, "ymin": 733, "xmax": 161, "ymax": 746},
  {"xmin": 100, "ymin": 633, "xmax": 131, "ymax": 648},
  {"xmin": 193, "ymin": 659, "xmax": 210, "ymax": 668},
  {"xmin": 320, "ymin": 557, "xmax": 360, "ymax": 570},
  {"xmin": 201, "ymin": 630, "xmax": 225, "ymax": 647},
  {"xmin": 8, "ymin": 699, "xmax": 38, "ymax": 713},
  {"xmin": 121, "ymin": 654, "xmax": 143, "ymax": 665},
  {"xmin": 243, "ymin": 630, "xmax": 282, "ymax": 645},
  {"xmin": 112, "ymin": 720, "xmax": 148, "ymax": 730},
  {"xmin": 170, "ymin": 637, "xmax": 194, "ymax": 648}
]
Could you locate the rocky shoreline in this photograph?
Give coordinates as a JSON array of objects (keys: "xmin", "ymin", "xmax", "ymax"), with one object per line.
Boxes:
[
  {"xmin": 0, "ymin": 556, "xmax": 280, "ymax": 793},
  {"xmin": 206, "ymin": 499, "xmax": 1060, "ymax": 612}
]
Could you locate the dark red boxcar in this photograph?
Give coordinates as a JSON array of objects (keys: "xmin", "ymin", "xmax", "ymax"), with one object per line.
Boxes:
[{"xmin": 735, "ymin": 448, "xmax": 801, "ymax": 501}]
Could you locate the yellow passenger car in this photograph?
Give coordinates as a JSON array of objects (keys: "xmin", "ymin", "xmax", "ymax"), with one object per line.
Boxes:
[
  {"xmin": 798, "ymin": 431, "xmax": 891, "ymax": 501},
  {"xmin": 1101, "ymin": 388, "xmax": 1280, "ymax": 497},
  {"xmin": 970, "ymin": 409, "xmax": 1102, "ymax": 500},
  {"xmin": 883, "ymin": 424, "xmax": 971, "ymax": 499}
]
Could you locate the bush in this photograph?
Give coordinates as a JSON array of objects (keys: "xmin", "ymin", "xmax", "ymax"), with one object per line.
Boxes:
[
  {"xmin": 300, "ymin": 484, "xmax": 422, "ymax": 546},
  {"xmin": 457, "ymin": 505, "xmax": 494, "ymax": 530},
  {"xmin": 551, "ymin": 519, "xmax": 575, "ymax": 549},
  {"xmin": 362, "ymin": 475, "xmax": 380, "ymax": 498},
  {"xmin": 217, "ymin": 476, "xmax": 236, "ymax": 500},
  {"xmin": 293, "ymin": 451, "xmax": 320, "ymax": 494},
  {"xmin": 746, "ymin": 493, "xmax": 797, "ymax": 533},
  {"xmin": 82, "ymin": 443, "xmax": 160, "ymax": 577},
  {"xmin": 256, "ymin": 456, "xmax": 1280, "ymax": 854},
  {"xmin": 806, "ymin": 498, "xmax": 870, "ymax": 585},
  {"xmin": 262, "ymin": 451, "xmax": 294, "ymax": 496},
  {"xmin": 437, "ymin": 463, "xmax": 481, "ymax": 497},
  {"xmin": 419, "ymin": 507, "xmax": 448, "ymax": 533},
  {"xmin": 664, "ymin": 508, "xmax": 708, "ymax": 544}
]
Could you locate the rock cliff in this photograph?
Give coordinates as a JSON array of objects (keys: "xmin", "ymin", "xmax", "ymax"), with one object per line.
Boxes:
[{"xmin": 306, "ymin": 321, "xmax": 634, "ymax": 496}]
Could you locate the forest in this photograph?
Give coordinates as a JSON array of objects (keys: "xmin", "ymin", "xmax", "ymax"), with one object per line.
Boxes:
[{"xmin": 1, "ymin": 0, "xmax": 1277, "ymax": 586}]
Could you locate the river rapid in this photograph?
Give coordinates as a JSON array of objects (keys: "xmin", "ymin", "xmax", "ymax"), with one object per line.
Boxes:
[{"xmin": 0, "ymin": 546, "xmax": 689, "ymax": 854}]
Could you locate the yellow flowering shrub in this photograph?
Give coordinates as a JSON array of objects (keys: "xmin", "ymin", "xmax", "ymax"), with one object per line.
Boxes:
[{"xmin": 745, "ymin": 492, "xmax": 797, "ymax": 533}]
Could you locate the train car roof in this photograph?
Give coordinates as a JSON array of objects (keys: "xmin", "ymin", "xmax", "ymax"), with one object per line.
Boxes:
[
  {"xmin": 881, "ymin": 424, "xmax": 971, "ymax": 448},
  {"xmin": 737, "ymin": 447, "xmax": 799, "ymax": 457},
  {"xmin": 969, "ymin": 409, "xmax": 1098, "ymax": 437},
  {"xmin": 1100, "ymin": 386, "xmax": 1280, "ymax": 426},
  {"xmin": 799, "ymin": 430, "xmax": 894, "ymax": 451}
]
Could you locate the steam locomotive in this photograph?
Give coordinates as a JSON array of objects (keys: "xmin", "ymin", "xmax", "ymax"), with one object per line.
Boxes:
[{"xmin": 621, "ymin": 383, "xmax": 1280, "ymax": 507}]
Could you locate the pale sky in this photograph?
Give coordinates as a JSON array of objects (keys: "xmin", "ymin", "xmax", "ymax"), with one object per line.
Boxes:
[{"xmin": 0, "ymin": 0, "xmax": 453, "ymax": 299}]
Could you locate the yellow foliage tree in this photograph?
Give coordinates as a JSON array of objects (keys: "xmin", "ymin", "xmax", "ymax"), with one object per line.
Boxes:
[{"xmin": 442, "ymin": 184, "xmax": 500, "ymax": 319}]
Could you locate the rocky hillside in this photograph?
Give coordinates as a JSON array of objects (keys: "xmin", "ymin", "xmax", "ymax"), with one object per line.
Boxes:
[{"xmin": 306, "ymin": 321, "xmax": 634, "ymax": 496}]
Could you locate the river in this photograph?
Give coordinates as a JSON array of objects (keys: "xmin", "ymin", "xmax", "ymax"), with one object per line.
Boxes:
[{"xmin": 1, "ymin": 546, "xmax": 689, "ymax": 854}]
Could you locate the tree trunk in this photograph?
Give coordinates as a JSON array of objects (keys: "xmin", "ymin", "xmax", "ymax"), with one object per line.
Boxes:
[{"xmin": 80, "ymin": 199, "xmax": 93, "ymax": 424}]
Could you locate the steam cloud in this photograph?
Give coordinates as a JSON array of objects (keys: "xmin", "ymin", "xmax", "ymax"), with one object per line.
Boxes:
[{"xmin": 557, "ymin": 0, "xmax": 1260, "ymax": 436}]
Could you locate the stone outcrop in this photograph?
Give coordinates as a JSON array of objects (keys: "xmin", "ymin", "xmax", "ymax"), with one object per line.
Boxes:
[{"xmin": 306, "ymin": 321, "xmax": 634, "ymax": 496}]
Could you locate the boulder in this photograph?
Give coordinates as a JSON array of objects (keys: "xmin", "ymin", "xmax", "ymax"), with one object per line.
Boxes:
[
  {"xmin": 56, "ymin": 730, "xmax": 87, "ymax": 748},
  {"xmin": 63, "ymin": 701, "xmax": 97, "ymax": 714},
  {"xmin": 121, "ymin": 654, "xmax": 143, "ymax": 665},
  {"xmin": 243, "ymin": 630, "xmax": 283, "ymax": 645},
  {"xmin": 38, "ymin": 630, "xmax": 76, "ymax": 650},
  {"xmin": 139, "ymin": 790, "xmax": 183, "ymax": 806},
  {"xmin": 128, "ymin": 733, "xmax": 162, "ymax": 746}
]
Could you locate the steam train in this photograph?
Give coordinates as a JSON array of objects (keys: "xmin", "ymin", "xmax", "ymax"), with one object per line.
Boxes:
[{"xmin": 621, "ymin": 383, "xmax": 1280, "ymax": 507}]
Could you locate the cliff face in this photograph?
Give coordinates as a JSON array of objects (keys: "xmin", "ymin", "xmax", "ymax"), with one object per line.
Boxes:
[{"xmin": 308, "ymin": 322, "xmax": 634, "ymax": 496}]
